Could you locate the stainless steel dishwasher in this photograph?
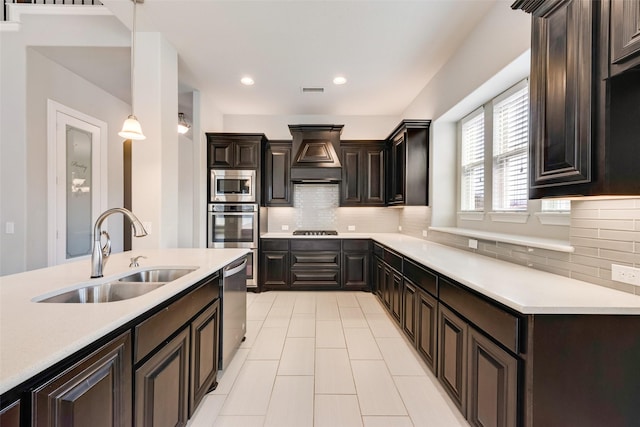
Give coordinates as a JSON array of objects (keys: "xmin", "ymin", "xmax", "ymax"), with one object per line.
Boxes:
[{"xmin": 219, "ymin": 256, "xmax": 247, "ymax": 370}]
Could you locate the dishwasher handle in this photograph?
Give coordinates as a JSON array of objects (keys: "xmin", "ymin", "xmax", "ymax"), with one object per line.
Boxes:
[{"xmin": 224, "ymin": 257, "xmax": 248, "ymax": 278}]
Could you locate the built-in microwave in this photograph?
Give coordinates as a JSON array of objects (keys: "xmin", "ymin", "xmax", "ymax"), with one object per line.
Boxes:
[{"xmin": 210, "ymin": 169, "xmax": 256, "ymax": 203}]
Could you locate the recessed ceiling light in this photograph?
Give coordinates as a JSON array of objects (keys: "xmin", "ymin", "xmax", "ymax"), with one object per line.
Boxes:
[
  {"xmin": 241, "ymin": 76, "xmax": 255, "ymax": 86},
  {"xmin": 333, "ymin": 76, "xmax": 347, "ymax": 85}
]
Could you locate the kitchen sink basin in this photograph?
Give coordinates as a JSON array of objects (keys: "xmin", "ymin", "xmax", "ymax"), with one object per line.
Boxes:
[
  {"xmin": 118, "ymin": 268, "xmax": 196, "ymax": 283},
  {"xmin": 35, "ymin": 267, "xmax": 198, "ymax": 303},
  {"xmin": 37, "ymin": 283, "xmax": 166, "ymax": 303}
]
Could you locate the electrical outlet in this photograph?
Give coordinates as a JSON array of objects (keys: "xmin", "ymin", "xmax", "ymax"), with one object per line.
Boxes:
[
  {"xmin": 422, "ymin": 230, "xmax": 427, "ymax": 237},
  {"xmin": 398, "ymin": 226, "xmax": 402, "ymax": 231},
  {"xmin": 612, "ymin": 264, "xmax": 640, "ymax": 286},
  {"xmin": 348, "ymin": 225, "xmax": 356, "ymax": 231},
  {"xmin": 468, "ymin": 239, "xmax": 478, "ymax": 249},
  {"xmin": 5, "ymin": 222, "xmax": 14, "ymax": 234},
  {"xmin": 281, "ymin": 225, "xmax": 289, "ymax": 231}
]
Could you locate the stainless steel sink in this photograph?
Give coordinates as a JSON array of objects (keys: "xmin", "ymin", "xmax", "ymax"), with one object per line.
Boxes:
[
  {"xmin": 118, "ymin": 268, "xmax": 196, "ymax": 283},
  {"xmin": 37, "ymin": 283, "xmax": 166, "ymax": 303},
  {"xmin": 35, "ymin": 267, "xmax": 198, "ymax": 303}
]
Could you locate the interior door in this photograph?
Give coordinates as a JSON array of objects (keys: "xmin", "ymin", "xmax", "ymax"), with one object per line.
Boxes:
[{"xmin": 48, "ymin": 100, "xmax": 107, "ymax": 265}]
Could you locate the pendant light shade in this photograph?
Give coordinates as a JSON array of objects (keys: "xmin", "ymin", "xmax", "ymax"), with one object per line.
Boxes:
[
  {"xmin": 119, "ymin": 115, "xmax": 146, "ymax": 140},
  {"xmin": 120, "ymin": 0, "xmax": 145, "ymax": 140},
  {"xmin": 177, "ymin": 113, "xmax": 191, "ymax": 134}
]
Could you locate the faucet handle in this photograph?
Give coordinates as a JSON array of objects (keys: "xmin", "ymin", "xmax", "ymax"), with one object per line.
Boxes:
[
  {"xmin": 101, "ymin": 231, "xmax": 111, "ymax": 258},
  {"xmin": 130, "ymin": 255, "xmax": 147, "ymax": 268}
]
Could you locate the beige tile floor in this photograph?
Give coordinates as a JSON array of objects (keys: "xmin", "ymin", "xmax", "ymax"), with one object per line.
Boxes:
[{"xmin": 187, "ymin": 291, "xmax": 468, "ymax": 427}]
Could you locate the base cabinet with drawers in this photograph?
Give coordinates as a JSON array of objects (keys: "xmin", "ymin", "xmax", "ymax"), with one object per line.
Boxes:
[{"xmin": 260, "ymin": 239, "xmax": 370, "ymax": 291}]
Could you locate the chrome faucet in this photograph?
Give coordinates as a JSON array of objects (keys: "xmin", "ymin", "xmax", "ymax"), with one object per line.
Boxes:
[{"xmin": 91, "ymin": 208, "xmax": 148, "ymax": 278}]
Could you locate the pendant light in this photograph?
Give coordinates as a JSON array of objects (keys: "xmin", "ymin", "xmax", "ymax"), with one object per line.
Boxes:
[
  {"xmin": 119, "ymin": 0, "xmax": 146, "ymax": 140},
  {"xmin": 177, "ymin": 113, "xmax": 191, "ymax": 134}
]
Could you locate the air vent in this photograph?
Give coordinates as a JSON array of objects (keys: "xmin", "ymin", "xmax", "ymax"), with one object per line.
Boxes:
[{"xmin": 301, "ymin": 87, "xmax": 325, "ymax": 93}]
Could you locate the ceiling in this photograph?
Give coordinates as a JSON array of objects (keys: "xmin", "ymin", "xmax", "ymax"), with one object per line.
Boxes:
[{"xmin": 39, "ymin": 0, "xmax": 498, "ymax": 117}]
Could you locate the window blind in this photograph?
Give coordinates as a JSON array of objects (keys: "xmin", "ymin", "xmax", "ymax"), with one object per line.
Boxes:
[
  {"xmin": 493, "ymin": 84, "xmax": 529, "ymax": 211},
  {"xmin": 461, "ymin": 110, "xmax": 485, "ymax": 211}
]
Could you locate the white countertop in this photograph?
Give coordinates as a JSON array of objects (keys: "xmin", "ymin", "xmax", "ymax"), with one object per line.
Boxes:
[
  {"xmin": 0, "ymin": 248, "xmax": 249, "ymax": 395},
  {"xmin": 261, "ymin": 232, "xmax": 640, "ymax": 315}
]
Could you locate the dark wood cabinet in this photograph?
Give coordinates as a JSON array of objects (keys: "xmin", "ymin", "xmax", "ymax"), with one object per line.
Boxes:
[
  {"xmin": 386, "ymin": 120, "xmax": 430, "ymax": 206},
  {"xmin": 467, "ymin": 328, "xmax": 518, "ymax": 427},
  {"xmin": 290, "ymin": 239, "xmax": 341, "ymax": 289},
  {"xmin": 402, "ymin": 278, "xmax": 417, "ymax": 344},
  {"xmin": 206, "ymin": 133, "xmax": 264, "ymax": 169},
  {"xmin": 135, "ymin": 328, "xmax": 190, "ymax": 427},
  {"xmin": 189, "ymin": 299, "xmax": 220, "ymax": 417},
  {"xmin": 340, "ymin": 141, "xmax": 386, "ymax": 206},
  {"xmin": 416, "ymin": 288, "xmax": 438, "ymax": 373},
  {"xmin": 513, "ymin": 0, "xmax": 640, "ymax": 197},
  {"xmin": 260, "ymin": 238, "xmax": 372, "ymax": 291},
  {"xmin": 390, "ymin": 269, "xmax": 402, "ymax": 323},
  {"xmin": 260, "ymin": 239, "xmax": 290, "ymax": 289},
  {"xmin": 438, "ymin": 304, "xmax": 468, "ymax": 415},
  {"xmin": 263, "ymin": 142, "xmax": 292, "ymax": 207},
  {"xmin": 610, "ymin": 0, "xmax": 640, "ymax": 75},
  {"xmin": 32, "ymin": 332, "xmax": 132, "ymax": 427},
  {"xmin": 0, "ymin": 400, "xmax": 20, "ymax": 427},
  {"xmin": 342, "ymin": 240, "xmax": 371, "ymax": 290}
]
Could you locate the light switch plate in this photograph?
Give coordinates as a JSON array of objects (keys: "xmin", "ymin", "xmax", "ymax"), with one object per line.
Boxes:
[
  {"xmin": 611, "ymin": 264, "xmax": 640, "ymax": 286},
  {"xmin": 348, "ymin": 225, "xmax": 356, "ymax": 231},
  {"xmin": 5, "ymin": 222, "xmax": 14, "ymax": 234},
  {"xmin": 468, "ymin": 239, "xmax": 478, "ymax": 249},
  {"xmin": 422, "ymin": 230, "xmax": 427, "ymax": 237},
  {"xmin": 281, "ymin": 225, "xmax": 289, "ymax": 231}
]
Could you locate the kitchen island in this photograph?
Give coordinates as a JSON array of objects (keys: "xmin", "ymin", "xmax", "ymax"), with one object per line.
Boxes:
[
  {"xmin": 0, "ymin": 248, "xmax": 248, "ymax": 425},
  {"xmin": 261, "ymin": 232, "xmax": 640, "ymax": 427}
]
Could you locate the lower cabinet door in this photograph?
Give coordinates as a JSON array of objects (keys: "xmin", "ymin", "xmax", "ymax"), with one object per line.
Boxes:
[
  {"xmin": 467, "ymin": 328, "xmax": 518, "ymax": 427},
  {"xmin": 438, "ymin": 304, "xmax": 468, "ymax": 414},
  {"xmin": 190, "ymin": 299, "xmax": 220, "ymax": 416},
  {"xmin": 135, "ymin": 328, "xmax": 189, "ymax": 427},
  {"xmin": 343, "ymin": 251, "xmax": 370, "ymax": 289},
  {"xmin": 261, "ymin": 251, "xmax": 289, "ymax": 288},
  {"xmin": 390, "ymin": 271, "xmax": 402, "ymax": 323},
  {"xmin": 0, "ymin": 401, "xmax": 20, "ymax": 427},
  {"xmin": 416, "ymin": 289, "xmax": 438, "ymax": 374},
  {"xmin": 32, "ymin": 332, "xmax": 132, "ymax": 427},
  {"xmin": 402, "ymin": 279, "xmax": 417, "ymax": 344}
]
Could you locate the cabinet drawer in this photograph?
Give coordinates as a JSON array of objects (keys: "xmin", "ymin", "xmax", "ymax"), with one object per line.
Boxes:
[
  {"xmin": 290, "ymin": 239, "xmax": 341, "ymax": 251},
  {"xmin": 261, "ymin": 239, "xmax": 289, "ymax": 251},
  {"xmin": 383, "ymin": 248, "xmax": 403, "ymax": 272},
  {"xmin": 403, "ymin": 258, "xmax": 437, "ymax": 297},
  {"xmin": 343, "ymin": 239, "xmax": 370, "ymax": 251},
  {"xmin": 291, "ymin": 251, "xmax": 340, "ymax": 268},
  {"xmin": 291, "ymin": 270, "xmax": 341, "ymax": 288},
  {"xmin": 135, "ymin": 277, "xmax": 219, "ymax": 363},
  {"xmin": 439, "ymin": 278, "xmax": 521, "ymax": 354}
]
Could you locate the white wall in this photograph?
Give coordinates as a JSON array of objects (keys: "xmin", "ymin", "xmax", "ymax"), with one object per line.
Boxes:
[
  {"xmin": 401, "ymin": 2, "xmax": 532, "ymax": 232},
  {"xmin": 26, "ymin": 49, "xmax": 131, "ymax": 269},
  {"xmin": 0, "ymin": 12, "xmax": 130, "ymax": 276},
  {"xmin": 223, "ymin": 114, "xmax": 400, "ymax": 140}
]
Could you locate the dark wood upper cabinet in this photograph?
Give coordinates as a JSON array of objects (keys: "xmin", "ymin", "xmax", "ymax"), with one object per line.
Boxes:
[
  {"xmin": 206, "ymin": 133, "xmax": 265, "ymax": 169},
  {"xmin": 263, "ymin": 141, "xmax": 292, "ymax": 207},
  {"xmin": 610, "ymin": 0, "xmax": 640, "ymax": 75},
  {"xmin": 386, "ymin": 120, "xmax": 430, "ymax": 206},
  {"xmin": 340, "ymin": 141, "xmax": 386, "ymax": 206},
  {"xmin": 513, "ymin": 0, "xmax": 640, "ymax": 198}
]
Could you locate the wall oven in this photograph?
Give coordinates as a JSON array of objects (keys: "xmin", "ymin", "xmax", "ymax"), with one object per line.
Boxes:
[
  {"xmin": 207, "ymin": 203, "xmax": 258, "ymax": 288},
  {"xmin": 210, "ymin": 169, "xmax": 256, "ymax": 203}
]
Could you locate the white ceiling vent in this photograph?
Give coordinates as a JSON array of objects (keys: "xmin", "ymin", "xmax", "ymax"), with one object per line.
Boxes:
[{"xmin": 301, "ymin": 87, "xmax": 325, "ymax": 93}]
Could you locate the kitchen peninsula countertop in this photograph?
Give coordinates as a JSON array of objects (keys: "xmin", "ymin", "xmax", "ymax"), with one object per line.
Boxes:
[
  {"xmin": 261, "ymin": 232, "xmax": 640, "ymax": 315},
  {"xmin": 0, "ymin": 248, "xmax": 249, "ymax": 395}
]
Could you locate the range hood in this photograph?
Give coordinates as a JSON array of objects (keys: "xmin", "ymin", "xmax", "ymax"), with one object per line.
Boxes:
[{"xmin": 289, "ymin": 124, "xmax": 343, "ymax": 183}]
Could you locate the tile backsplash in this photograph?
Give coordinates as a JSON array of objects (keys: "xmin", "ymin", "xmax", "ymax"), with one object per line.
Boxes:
[{"xmin": 293, "ymin": 184, "xmax": 339, "ymax": 230}]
